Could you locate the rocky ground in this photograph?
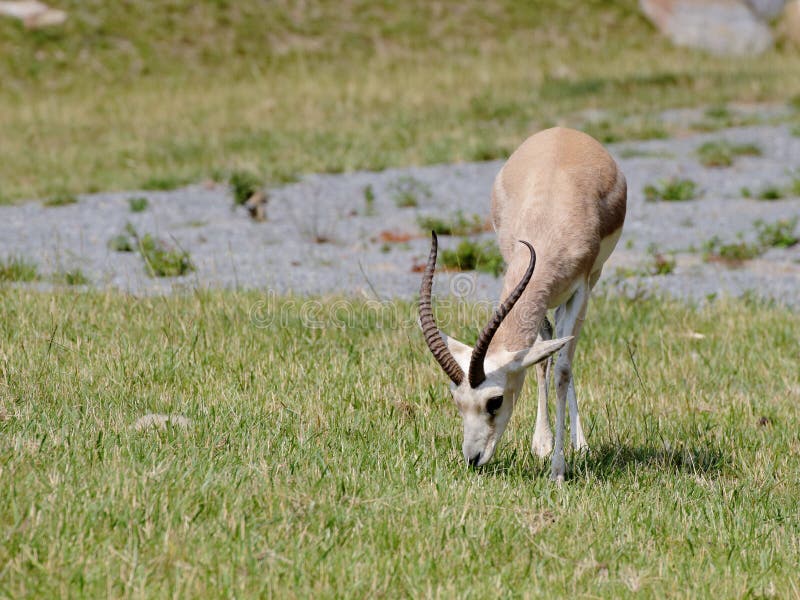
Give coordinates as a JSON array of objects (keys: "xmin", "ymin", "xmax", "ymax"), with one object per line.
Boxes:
[{"xmin": 3, "ymin": 117, "xmax": 799, "ymax": 308}]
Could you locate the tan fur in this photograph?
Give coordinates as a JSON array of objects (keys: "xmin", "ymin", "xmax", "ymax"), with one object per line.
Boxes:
[{"xmin": 489, "ymin": 127, "xmax": 627, "ymax": 352}]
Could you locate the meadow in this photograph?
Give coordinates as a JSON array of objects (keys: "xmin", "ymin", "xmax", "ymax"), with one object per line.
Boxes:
[
  {"xmin": 1, "ymin": 289, "xmax": 798, "ymax": 597},
  {"xmin": 3, "ymin": 1, "xmax": 800, "ymax": 596},
  {"xmin": 2, "ymin": 0, "xmax": 800, "ymax": 201}
]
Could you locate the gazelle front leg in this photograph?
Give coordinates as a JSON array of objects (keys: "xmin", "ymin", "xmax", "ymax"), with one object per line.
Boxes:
[
  {"xmin": 531, "ymin": 320, "xmax": 554, "ymax": 458},
  {"xmin": 551, "ymin": 281, "xmax": 589, "ymax": 483}
]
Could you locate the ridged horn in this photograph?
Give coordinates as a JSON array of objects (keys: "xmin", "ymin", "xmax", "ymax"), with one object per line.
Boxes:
[
  {"xmin": 419, "ymin": 232, "xmax": 465, "ymax": 386},
  {"xmin": 468, "ymin": 240, "xmax": 536, "ymax": 388}
]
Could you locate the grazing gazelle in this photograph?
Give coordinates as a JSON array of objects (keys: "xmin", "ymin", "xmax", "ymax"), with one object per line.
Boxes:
[{"xmin": 419, "ymin": 127, "xmax": 626, "ymax": 482}]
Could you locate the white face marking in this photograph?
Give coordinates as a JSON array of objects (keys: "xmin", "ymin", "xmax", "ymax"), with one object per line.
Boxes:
[{"xmin": 452, "ymin": 376, "xmax": 522, "ymax": 467}]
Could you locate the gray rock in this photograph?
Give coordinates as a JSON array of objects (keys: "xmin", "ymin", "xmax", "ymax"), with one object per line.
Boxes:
[
  {"xmin": 1, "ymin": 116, "xmax": 799, "ymax": 309},
  {"xmin": 640, "ymin": 0, "xmax": 774, "ymax": 55}
]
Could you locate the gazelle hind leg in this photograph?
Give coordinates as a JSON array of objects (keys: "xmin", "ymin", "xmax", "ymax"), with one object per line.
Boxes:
[
  {"xmin": 531, "ymin": 317, "xmax": 554, "ymax": 458},
  {"xmin": 568, "ymin": 378, "xmax": 588, "ymax": 451},
  {"xmin": 569, "ymin": 270, "xmax": 600, "ymax": 452},
  {"xmin": 551, "ymin": 281, "xmax": 589, "ymax": 483}
]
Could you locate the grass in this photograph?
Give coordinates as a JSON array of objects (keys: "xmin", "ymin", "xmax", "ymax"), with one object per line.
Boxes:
[
  {"xmin": 43, "ymin": 192, "xmax": 78, "ymax": 207},
  {"xmin": 703, "ymin": 236, "xmax": 763, "ymax": 265},
  {"xmin": 51, "ymin": 268, "xmax": 90, "ymax": 286},
  {"xmin": 440, "ymin": 239, "xmax": 505, "ymax": 276},
  {"xmin": 0, "ymin": 256, "xmax": 39, "ymax": 282},
  {"xmin": 417, "ymin": 211, "xmax": 488, "ymax": 236},
  {"xmin": 128, "ymin": 196, "xmax": 149, "ymax": 213},
  {"xmin": 362, "ymin": 185, "xmax": 376, "ymax": 216},
  {"xmin": 0, "ymin": 289, "xmax": 799, "ymax": 596},
  {"xmin": 757, "ymin": 186, "xmax": 784, "ymax": 201},
  {"xmin": 138, "ymin": 234, "xmax": 194, "ymax": 278},
  {"xmin": 643, "ymin": 178, "xmax": 699, "ymax": 202},
  {"xmin": 3, "ymin": 1, "xmax": 800, "ymax": 202},
  {"xmin": 229, "ymin": 170, "xmax": 262, "ymax": 206},
  {"xmin": 647, "ymin": 245, "xmax": 676, "ymax": 275},
  {"xmin": 388, "ymin": 176, "xmax": 431, "ymax": 208},
  {"xmin": 695, "ymin": 141, "xmax": 762, "ymax": 168},
  {"xmin": 702, "ymin": 218, "xmax": 800, "ymax": 265},
  {"xmin": 755, "ymin": 217, "xmax": 799, "ymax": 249}
]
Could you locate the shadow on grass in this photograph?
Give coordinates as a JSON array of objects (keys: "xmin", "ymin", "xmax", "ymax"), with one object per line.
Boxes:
[
  {"xmin": 480, "ymin": 441, "xmax": 727, "ymax": 481},
  {"xmin": 575, "ymin": 442, "xmax": 727, "ymax": 481}
]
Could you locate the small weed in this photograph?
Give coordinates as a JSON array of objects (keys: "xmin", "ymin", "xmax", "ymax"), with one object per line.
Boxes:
[
  {"xmin": 44, "ymin": 192, "xmax": 78, "ymax": 207},
  {"xmin": 703, "ymin": 235, "xmax": 762, "ymax": 264},
  {"xmin": 791, "ymin": 175, "xmax": 800, "ymax": 197},
  {"xmin": 139, "ymin": 234, "xmax": 194, "ymax": 278},
  {"xmin": 389, "ymin": 176, "xmax": 431, "ymax": 208},
  {"xmin": 229, "ymin": 170, "xmax": 262, "ymax": 206},
  {"xmin": 757, "ymin": 186, "xmax": 783, "ymax": 201},
  {"xmin": 363, "ymin": 185, "xmax": 376, "ymax": 216},
  {"xmin": 128, "ymin": 196, "xmax": 149, "ymax": 212},
  {"xmin": 108, "ymin": 234, "xmax": 135, "ymax": 252},
  {"xmin": 647, "ymin": 244, "xmax": 676, "ymax": 275},
  {"xmin": 618, "ymin": 148, "xmax": 675, "ymax": 159},
  {"xmin": 141, "ymin": 175, "xmax": 188, "ymax": 191},
  {"xmin": 644, "ymin": 178, "xmax": 699, "ymax": 202},
  {"xmin": 0, "ymin": 256, "xmax": 39, "ymax": 282},
  {"xmin": 792, "ymin": 124, "xmax": 800, "ymax": 138},
  {"xmin": 417, "ymin": 212, "xmax": 488, "ymax": 236},
  {"xmin": 109, "ymin": 223, "xmax": 139, "ymax": 252},
  {"xmin": 696, "ymin": 141, "xmax": 762, "ymax": 168},
  {"xmin": 53, "ymin": 269, "xmax": 90, "ymax": 286},
  {"xmin": 755, "ymin": 218, "xmax": 799, "ymax": 249},
  {"xmin": 380, "ymin": 243, "xmax": 391, "ymax": 254},
  {"xmin": 740, "ymin": 187, "xmax": 752, "ymax": 198},
  {"xmin": 440, "ymin": 239, "xmax": 504, "ymax": 276},
  {"xmin": 582, "ymin": 119, "xmax": 668, "ymax": 144},
  {"xmin": 704, "ymin": 105, "xmax": 731, "ymax": 121}
]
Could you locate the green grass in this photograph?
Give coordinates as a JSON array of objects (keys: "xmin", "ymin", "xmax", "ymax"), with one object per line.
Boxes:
[
  {"xmin": 755, "ymin": 217, "xmax": 799, "ymax": 249},
  {"xmin": 695, "ymin": 141, "xmax": 762, "ymax": 168},
  {"xmin": 51, "ymin": 268, "xmax": 91, "ymax": 286},
  {"xmin": 128, "ymin": 196, "xmax": 149, "ymax": 213},
  {"xmin": 229, "ymin": 170, "xmax": 262, "ymax": 206},
  {"xmin": 703, "ymin": 236, "xmax": 763, "ymax": 264},
  {"xmin": 757, "ymin": 186, "xmax": 784, "ymax": 201},
  {"xmin": 388, "ymin": 176, "xmax": 431, "ymax": 208},
  {"xmin": 362, "ymin": 185, "xmax": 376, "ymax": 216},
  {"xmin": 646, "ymin": 245, "xmax": 676, "ymax": 275},
  {"xmin": 3, "ymin": 1, "xmax": 800, "ymax": 202},
  {"xmin": 0, "ymin": 256, "xmax": 39, "ymax": 282},
  {"xmin": 43, "ymin": 192, "xmax": 78, "ymax": 207},
  {"xmin": 417, "ymin": 211, "xmax": 488, "ymax": 236},
  {"xmin": 0, "ymin": 289, "xmax": 799, "ymax": 596},
  {"xmin": 440, "ymin": 239, "xmax": 505, "ymax": 275},
  {"xmin": 138, "ymin": 234, "xmax": 194, "ymax": 278},
  {"xmin": 643, "ymin": 178, "xmax": 699, "ymax": 202}
]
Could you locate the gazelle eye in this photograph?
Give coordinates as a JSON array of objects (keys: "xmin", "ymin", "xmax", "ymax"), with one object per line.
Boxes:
[{"xmin": 486, "ymin": 395, "xmax": 503, "ymax": 416}]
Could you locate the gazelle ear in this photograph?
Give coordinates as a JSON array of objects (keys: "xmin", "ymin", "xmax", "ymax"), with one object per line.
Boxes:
[
  {"xmin": 438, "ymin": 331, "xmax": 473, "ymax": 374},
  {"xmin": 505, "ymin": 336, "xmax": 573, "ymax": 372}
]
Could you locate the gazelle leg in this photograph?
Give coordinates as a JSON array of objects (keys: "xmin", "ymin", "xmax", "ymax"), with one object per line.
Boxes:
[
  {"xmin": 531, "ymin": 318, "xmax": 554, "ymax": 458},
  {"xmin": 568, "ymin": 378, "xmax": 588, "ymax": 451},
  {"xmin": 551, "ymin": 281, "xmax": 589, "ymax": 483}
]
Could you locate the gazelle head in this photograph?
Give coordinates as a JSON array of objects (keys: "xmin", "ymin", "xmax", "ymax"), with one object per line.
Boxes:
[{"xmin": 419, "ymin": 232, "xmax": 571, "ymax": 467}]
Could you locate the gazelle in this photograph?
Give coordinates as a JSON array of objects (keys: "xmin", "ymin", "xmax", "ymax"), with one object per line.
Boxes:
[{"xmin": 419, "ymin": 127, "xmax": 626, "ymax": 482}]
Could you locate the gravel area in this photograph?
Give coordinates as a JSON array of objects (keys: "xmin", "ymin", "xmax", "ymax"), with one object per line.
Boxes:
[{"xmin": 3, "ymin": 122, "xmax": 799, "ymax": 307}]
